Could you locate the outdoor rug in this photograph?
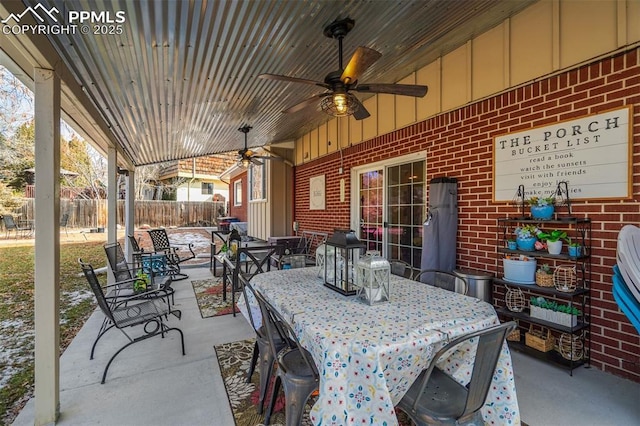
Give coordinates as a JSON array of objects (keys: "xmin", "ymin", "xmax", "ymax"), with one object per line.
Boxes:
[
  {"xmin": 214, "ymin": 339, "xmax": 413, "ymax": 426},
  {"xmin": 191, "ymin": 278, "xmax": 236, "ymax": 318},
  {"xmin": 215, "ymin": 339, "xmax": 308, "ymax": 426}
]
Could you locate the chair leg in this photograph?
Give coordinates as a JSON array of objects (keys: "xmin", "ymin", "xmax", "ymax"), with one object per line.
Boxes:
[
  {"xmin": 257, "ymin": 343, "xmax": 275, "ymax": 415},
  {"xmin": 247, "ymin": 341, "xmax": 259, "ymax": 383},
  {"xmin": 264, "ymin": 375, "xmax": 281, "ymax": 426},
  {"xmin": 282, "ymin": 379, "xmax": 317, "ymax": 426}
]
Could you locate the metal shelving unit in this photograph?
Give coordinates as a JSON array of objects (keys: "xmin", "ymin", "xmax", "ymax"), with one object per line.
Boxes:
[{"xmin": 493, "ymin": 217, "xmax": 591, "ymax": 375}]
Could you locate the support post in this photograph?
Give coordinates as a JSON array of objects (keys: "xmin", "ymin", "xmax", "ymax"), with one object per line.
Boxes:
[
  {"xmin": 33, "ymin": 67, "xmax": 60, "ymax": 425},
  {"xmin": 124, "ymin": 169, "xmax": 135, "ymax": 262},
  {"xmin": 107, "ymin": 147, "xmax": 117, "ymax": 283}
]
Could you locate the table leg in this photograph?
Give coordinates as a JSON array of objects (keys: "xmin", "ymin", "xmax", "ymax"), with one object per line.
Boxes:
[{"xmin": 222, "ymin": 262, "xmax": 228, "ymax": 302}]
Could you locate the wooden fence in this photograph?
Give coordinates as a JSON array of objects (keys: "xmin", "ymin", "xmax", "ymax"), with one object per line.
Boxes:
[{"xmin": 16, "ymin": 199, "xmax": 227, "ymax": 229}]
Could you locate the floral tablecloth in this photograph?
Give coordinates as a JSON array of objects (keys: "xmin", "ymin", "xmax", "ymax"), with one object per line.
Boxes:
[{"xmin": 237, "ymin": 268, "xmax": 520, "ymax": 426}]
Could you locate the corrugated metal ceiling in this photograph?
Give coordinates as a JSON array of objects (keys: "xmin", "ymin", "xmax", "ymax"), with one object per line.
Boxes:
[{"xmin": 20, "ymin": 0, "xmax": 536, "ymax": 166}]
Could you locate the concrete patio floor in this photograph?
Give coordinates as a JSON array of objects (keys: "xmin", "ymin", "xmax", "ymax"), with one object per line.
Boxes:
[{"xmin": 12, "ymin": 265, "xmax": 640, "ymax": 426}]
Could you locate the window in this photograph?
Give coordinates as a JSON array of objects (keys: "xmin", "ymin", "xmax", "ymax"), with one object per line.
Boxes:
[
  {"xmin": 234, "ymin": 180, "xmax": 242, "ymax": 206},
  {"xmin": 201, "ymin": 182, "xmax": 213, "ymax": 195},
  {"xmin": 249, "ymin": 163, "xmax": 266, "ymax": 201}
]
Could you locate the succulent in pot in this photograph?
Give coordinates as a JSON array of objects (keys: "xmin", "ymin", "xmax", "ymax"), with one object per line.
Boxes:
[{"xmin": 527, "ymin": 196, "xmax": 556, "ymax": 220}]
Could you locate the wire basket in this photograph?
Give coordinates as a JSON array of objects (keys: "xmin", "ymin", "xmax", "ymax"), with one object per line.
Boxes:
[
  {"xmin": 507, "ymin": 326, "xmax": 521, "ymax": 342},
  {"xmin": 536, "ymin": 270, "xmax": 555, "ymax": 287},
  {"xmin": 525, "ymin": 325, "xmax": 554, "ymax": 352},
  {"xmin": 554, "ymin": 265, "xmax": 577, "ymax": 292},
  {"xmin": 505, "ymin": 286, "xmax": 525, "ymax": 312},
  {"xmin": 557, "ymin": 332, "xmax": 584, "ymax": 361}
]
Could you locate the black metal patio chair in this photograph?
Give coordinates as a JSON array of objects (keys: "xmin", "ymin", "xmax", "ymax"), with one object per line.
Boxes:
[
  {"xmin": 147, "ymin": 228, "xmax": 196, "ymax": 281},
  {"xmin": 104, "ymin": 241, "xmax": 175, "ymax": 304},
  {"xmin": 60, "ymin": 213, "xmax": 70, "ymax": 236},
  {"xmin": 2, "ymin": 214, "xmax": 33, "ymax": 239},
  {"xmin": 79, "ymin": 259, "xmax": 185, "ymax": 384},
  {"xmin": 396, "ymin": 321, "xmax": 516, "ymax": 426}
]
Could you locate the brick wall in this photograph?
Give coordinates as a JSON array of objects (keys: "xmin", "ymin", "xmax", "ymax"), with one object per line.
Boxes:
[
  {"xmin": 294, "ymin": 48, "xmax": 640, "ymax": 381},
  {"xmin": 229, "ymin": 172, "xmax": 247, "ymax": 221}
]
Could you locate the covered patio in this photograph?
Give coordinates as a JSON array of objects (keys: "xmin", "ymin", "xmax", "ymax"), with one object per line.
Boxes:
[
  {"xmin": 10, "ymin": 263, "xmax": 640, "ymax": 425},
  {"xmin": 1, "ymin": 0, "xmax": 639, "ymax": 425}
]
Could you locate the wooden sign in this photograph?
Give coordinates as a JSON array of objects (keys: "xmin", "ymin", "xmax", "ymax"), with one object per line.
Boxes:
[
  {"xmin": 310, "ymin": 174, "xmax": 325, "ymax": 210},
  {"xmin": 493, "ymin": 106, "xmax": 632, "ymax": 202}
]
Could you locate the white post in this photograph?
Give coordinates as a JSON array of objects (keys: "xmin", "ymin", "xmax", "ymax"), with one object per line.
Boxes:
[
  {"xmin": 33, "ymin": 67, "xmax": 60, "ymax": 425},
  {"xmin": 124, "ymin": 169, "xmax": 135, "ymax": 262},
  {"xmin": 107, "ymin": 147, "xmax": 117, "ymax": 283}
]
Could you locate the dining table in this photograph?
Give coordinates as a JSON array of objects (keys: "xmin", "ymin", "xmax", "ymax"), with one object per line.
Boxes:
[{"xmin": 237, "ymin": 267, "xmax": 520, "ymax": 426}]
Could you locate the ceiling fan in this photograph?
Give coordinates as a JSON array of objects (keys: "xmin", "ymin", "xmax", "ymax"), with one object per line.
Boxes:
[
  {"xmin": 236, "ymin": 125, "xmax": 285, "ymax": 167},
  {"xmin": 259, "ymin": 17, "xmax": 428, "ymax": 120},
  {"xmin": 237, "ymin": 125, "xmax": 263, "ymax": 167}
]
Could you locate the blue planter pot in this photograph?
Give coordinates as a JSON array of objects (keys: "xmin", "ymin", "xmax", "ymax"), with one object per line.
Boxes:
[
  {"xmin": 568, "ymin": 246, "xmax": 582, "ymax": 257},
  {"xmin": 531, "ymin": 205, "xmax": 554, "ymax": 220},
  {"xmin": 516, "ymin": 236, "xmax": 537, "ymax": 251}
]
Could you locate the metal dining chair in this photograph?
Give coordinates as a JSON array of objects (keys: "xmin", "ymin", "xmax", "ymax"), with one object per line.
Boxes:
[
  {"xmin": 396, "ymin": 321, "xmax": 517, "ymax": 426},
  {"xmin": 250, "ymin": 283, "xmax": 319, "ymax": 426},
  {"xmin": 242, "ymin": 281, "xmax": 289, "ymax": 415},
  {"xmin": 390, "ymin": 259, "xmax": 417, "ymax": 279},
  {"xmin": 415, "ymin": 269, "xmax": 468, "ymax": 295}
]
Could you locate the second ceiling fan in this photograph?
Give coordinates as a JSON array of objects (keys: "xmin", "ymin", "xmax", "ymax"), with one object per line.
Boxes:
[{"xmin": 259, "ymin": 17, "xmax": 428, "ymax": 120}]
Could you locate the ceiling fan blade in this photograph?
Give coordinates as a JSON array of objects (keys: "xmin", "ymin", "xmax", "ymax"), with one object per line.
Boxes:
[
  {"xmin": 283, "ymin": 93, "xmax": 331, "ymax": 114},
  {"xmin": 341, "ymin": 47, "xmax": 382, "ymax": 85},
  {"xmin": 258, "ymin": 73, "xmax": 329, "ymax": 89},
  {"xmin": 351, "ymin": 97, "xmax": 370, "ymax": 120},
  {"xmin": 355, "ymin": 83, "xmax": 428, "ymax": 97},
  {"xmin": 249, "ymin": 157, "xmax": 263, "ymax": 166}
]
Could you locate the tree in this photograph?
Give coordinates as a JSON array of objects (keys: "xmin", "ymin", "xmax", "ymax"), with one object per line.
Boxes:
[
  {"xmin": 0, "ymin": 180, "xmax": 21, "ymax": 215},
  {"xmin": 1, "ymin": 120, "xmax": 35, "ymax": 191}
]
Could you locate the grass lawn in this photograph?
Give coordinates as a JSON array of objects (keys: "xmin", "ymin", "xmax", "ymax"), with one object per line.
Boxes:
[{"xmin": 0, "ymin": 241, "xmax": 105, "ymax": 425}]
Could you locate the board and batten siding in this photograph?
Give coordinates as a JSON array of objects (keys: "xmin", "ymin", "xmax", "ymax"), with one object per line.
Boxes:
[{"xmin": 294, "ymin": 0, "xmax": 640, "ymax": 165}]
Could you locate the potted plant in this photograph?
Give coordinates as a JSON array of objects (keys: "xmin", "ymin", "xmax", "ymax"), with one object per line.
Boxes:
[
  {"xmin": 507, "ymin": 238, "xmax": 517, "ymax": 250},
  {"xmin": 527, "ymin": 195, "xmax": 556, "ymax": 220},
  {"xmin": 529, "ymin": 296, "xmax": 580, "ymax": 327},
  {"xmin": 567, "ymin": 238, "xmax": 582, "ymax": 257},
  {"xmin": 537, "ymin": 229, "xmax": 567, "ymax": 255},
  {"xmin": 535, "ymin": 263, "xmax": 554, "ymax": 287},
  {"xmin": 514, "ymin": 224, "xmax": 539, "ymax": 251}
]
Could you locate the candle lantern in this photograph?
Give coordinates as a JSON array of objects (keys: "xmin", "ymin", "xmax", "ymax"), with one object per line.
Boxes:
[
  {"xmin": 356, "ymin": 252, "xmax": 391, "ymax": 305},
  {"xmin": 315, "ymin": 243, "xmax": 334, "ymax": 278},
  {"xmin": 324, "ymin": 229, "xmax": 365, "ymax": 295}
]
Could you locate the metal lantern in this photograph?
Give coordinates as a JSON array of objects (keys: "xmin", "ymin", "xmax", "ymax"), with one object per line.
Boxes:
[
  {"xmin": 356, "ymin": 253, "xmax": 391, "ymax": 305},
  {"xmin": 316, "ymin": 243, "xmax": 334, "ymax": 278},
  {"xmin": 324, "ymin": 229, "xmax": 365, "ymax": 295}
]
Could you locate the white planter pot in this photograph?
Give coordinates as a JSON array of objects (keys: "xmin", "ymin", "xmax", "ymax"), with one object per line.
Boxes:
[
  {"xmin": 530, "ymin": 306, "xmax": 577, "ymax": 327},
  {"xmin": 547, "ymin": 240, "xmax": 563, "ymax": 255}
]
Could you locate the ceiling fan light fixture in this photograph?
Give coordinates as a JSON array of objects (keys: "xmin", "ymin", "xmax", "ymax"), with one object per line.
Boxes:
[{"xmin": 321, "ymin": 92, "xmax": 359, "ymax": 117}]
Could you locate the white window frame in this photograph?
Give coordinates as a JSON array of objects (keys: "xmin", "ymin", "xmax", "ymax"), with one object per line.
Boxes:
[{"xmin": 234, "ymin": 180, "xmax": 242, "ymax": 206}]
